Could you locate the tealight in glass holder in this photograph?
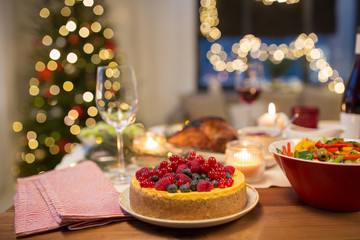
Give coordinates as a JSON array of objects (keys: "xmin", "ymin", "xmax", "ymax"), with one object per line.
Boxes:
[{"xmin": 225, "ymin": 139, "xmax": 265, "ymax": 183}]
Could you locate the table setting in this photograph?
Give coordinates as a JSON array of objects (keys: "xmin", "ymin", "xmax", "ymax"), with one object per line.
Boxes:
[
  {"xmin": 6, "ymin": 60, "xmax": 360, "ymax": 239},
  {"xmin": 10, "ymin": 105, "xmax": 353, "ymax": 237}
]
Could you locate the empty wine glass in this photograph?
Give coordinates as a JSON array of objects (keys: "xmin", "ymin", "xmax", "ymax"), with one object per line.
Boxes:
[
  {"xmin": 234, "ymin": 62, "xmax": 264, "ymax": 126},
  {"xmin": 96, "ymin": 65, "xmax": 138, "ymax": 184}
]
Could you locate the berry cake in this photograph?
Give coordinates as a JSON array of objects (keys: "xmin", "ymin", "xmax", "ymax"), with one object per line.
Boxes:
[{"xmin": 129, "ymin": 152, "xmax": 247, "ymax": 220}]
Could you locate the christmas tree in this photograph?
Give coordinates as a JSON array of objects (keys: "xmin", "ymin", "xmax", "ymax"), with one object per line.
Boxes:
[{"xmin": 13, "ymin": 0, "xmax": 124, "ymax": 177}]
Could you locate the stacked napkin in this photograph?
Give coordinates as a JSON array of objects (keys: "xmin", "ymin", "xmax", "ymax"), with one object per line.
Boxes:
[{"xmin": 14, "ymin": 161, "xmax": 131, "ymax": 237}]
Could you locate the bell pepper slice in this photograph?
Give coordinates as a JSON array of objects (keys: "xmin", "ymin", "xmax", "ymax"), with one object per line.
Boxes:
[{"xmin": 334, "ymin": 154, "xmax": 360, "ymax": 160}]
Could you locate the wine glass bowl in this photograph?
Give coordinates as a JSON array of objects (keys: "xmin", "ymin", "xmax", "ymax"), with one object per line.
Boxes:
[
  {"xmin": 234, "ymin": 62, "xmax": 264, "ymax": 104},
  {"xmin": 96, "ymin": 65, "xmax": 138, "ymax": 184}
]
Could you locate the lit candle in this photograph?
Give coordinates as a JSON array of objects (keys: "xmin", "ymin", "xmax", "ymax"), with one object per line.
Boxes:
[
  {"xmin": 257, "ymin": 103, "xmax": 289, "ymax": 129},
  {"xmin": 145, "ymin": 135, "xmax": 159, "ymax": 150},
  {"xmin": 132, "ymin": 132, "xmax": 166, "ymax": 155},
  {"xmin": 257, "ymin": 103, "xmax": 277, "ymax": 127},
  {"xmin": 225, "ymin": 140, "xmax": 265, "ymax": 183}
]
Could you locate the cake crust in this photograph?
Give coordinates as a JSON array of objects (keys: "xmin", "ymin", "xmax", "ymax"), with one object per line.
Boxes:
[{"xmin": 129, "ymin": 170, "xmax": 247, "ymax": 220}]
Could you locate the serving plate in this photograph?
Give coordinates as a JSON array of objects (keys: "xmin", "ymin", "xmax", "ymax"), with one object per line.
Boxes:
[{"xmin": 118, "ymin": 184, "xmax": 259, "ymax": 228}]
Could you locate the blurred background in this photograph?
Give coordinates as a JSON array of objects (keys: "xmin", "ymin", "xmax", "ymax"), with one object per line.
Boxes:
[{"xmin": 0, "ymin": 0, "xmax": 359, "ymax": 211}]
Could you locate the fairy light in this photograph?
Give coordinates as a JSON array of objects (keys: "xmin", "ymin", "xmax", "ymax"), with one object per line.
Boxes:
[
  {"xmin": 199, "ymin": 0, "xmax": 344, "ymax": 94},
  {"xmin": 67, "ymin": 52, "xmax": 78, "ymax": 63},
  {"xmin": 79, "ymin": 27, "xmax": 90, "ymax": 38},
  {"xmin": 93, "ymin": 5, "xmax": 104, "ymax": 15},
  {"xmin": 91, "ymin": 22, "xmax": 102, "ymax": 32},
  {"xmin": 63, "ymin": 81, "xmax": 74, "ymax": 91},
  {"xmin": 66, "ymin": 20, "xmax": 77, "ymax": 32},
  {"xmin": 39, "ymin": 8, "xmax": 50, "ymax": 18},
  {"xmin": 83, "ymin": 91, "xmax": 94, "ymax": 102},
  {"xmin": 83, "ymin": 0, "xmax": 94, "ymax": 7},
  {"xmin": 50, "ymin": 49, "xmax": 61, "ymax": 60},
  {"xmin": 42, "ymin": 35, "xmax": 53, "ymax": 46},
  {"xmin": 61, "ymin": 7, "xmax": 71, "ymax": 17}
]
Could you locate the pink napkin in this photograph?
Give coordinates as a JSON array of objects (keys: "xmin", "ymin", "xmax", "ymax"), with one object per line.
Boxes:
[{"xmin": 14, "ymin": 161, "xmax": 131, "ymax": 237}]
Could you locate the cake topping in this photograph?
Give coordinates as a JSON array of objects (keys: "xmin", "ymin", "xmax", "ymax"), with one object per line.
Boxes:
[
  {"xmin": 197, "ymin": 180, "xmax": 214, "ymax": 192},
  {"xmin": 155, "ymin": 177, "xmax": 172, "ymax": 191},
  {"xmin": 166, "ymin": 184, "xmax": 178, "ymax": 193},
  {"xmin": 136, "ymin": 151, "xmax": 235, "ymax": 192},
  {"xmin": 179, "ymin": 184, "xmax": 190, "ymax": 193}
]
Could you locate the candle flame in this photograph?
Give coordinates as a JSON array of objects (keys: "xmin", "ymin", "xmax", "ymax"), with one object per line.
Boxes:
[
  {"xmin": 234, "ymin": 149, "xmax": 251, "ymax": 162},
  {"xmin": 268, "ymin": 102, "xmax": 276, "ymax": 114},
  {"xmin": 145, "ymin": 136, "xmax": 159, "ymax": 150}
]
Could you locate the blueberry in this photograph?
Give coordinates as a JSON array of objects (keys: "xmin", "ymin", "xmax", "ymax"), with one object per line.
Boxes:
[
  {"xmin": 190, "ymin": 180, "xmax": 199, "ymax": 191},
  {"xmin": 225, "ymin": 172, "xmax": 232, "ymax": 179},
  {"xmin": 151, "ymin": 175, "xmax": 159, "ymax": 182},
  {"xmin": 167, "ymin": 184, "xmax": 178, "ymax": 193},
  {"xmin": 204, "ymin": 177, "xmax": 211, "ymax": 182},
  {"xmin": 182, "ymin": 168, "xmax": 192, "ymax": 177},
  {"xmin": 191, "ymin": 173, "xmax": 201, "ymax": 180},
  {"xmin": 200, "ymin": 173, "xmax": 207, "ymax": 179},
  {"xmin": 154, "ymin": 165, "xmax": 159, "ymax": 170},
  {"xmin": 179, "ymin": 184, "xmax": 190, "ymax": 192},
  {"xmin": 212, "ymin": 180, "xmax": 219, "ymax": 188}
]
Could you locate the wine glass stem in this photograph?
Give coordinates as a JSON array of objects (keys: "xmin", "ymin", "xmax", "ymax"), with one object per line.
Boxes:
[
  {"xmin": 246, "ymin": 103, "xmax": 252, "ymax": 126},
  {"xmin": 116, "ymin": 128, "xmax": 125, "ymax": 174}
]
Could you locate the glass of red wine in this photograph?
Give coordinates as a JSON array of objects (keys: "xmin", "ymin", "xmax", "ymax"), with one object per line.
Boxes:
[{"xmin": 234, "ymin": 62, "xmax": 264, "ymax": 126}]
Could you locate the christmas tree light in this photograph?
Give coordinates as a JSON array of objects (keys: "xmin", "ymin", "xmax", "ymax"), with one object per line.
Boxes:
[{"xmin": 13, "ymin": 0, "xmax": 125, "ymax": 177}]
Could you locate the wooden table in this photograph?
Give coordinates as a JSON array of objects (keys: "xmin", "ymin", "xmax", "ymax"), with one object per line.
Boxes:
[{"xmin": 1, "ymin": 187, "xmax": 360, "ymax": 240}]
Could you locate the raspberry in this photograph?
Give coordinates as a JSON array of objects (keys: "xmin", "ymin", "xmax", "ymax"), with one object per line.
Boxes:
[
  {"xmin": 176, "ymin": 164, "xmax": 187, "ymax": 174},
  {"xmin": 224, "ymin": 166, "xmax": 235, "ymax": 176},
  {"xmin": 163, "ymin": 173, "xmax": 175, "ymax": 183},
  {"xmin": 136, "ymin": 167, "xmax": 150, "ymax": 180},
  {"xmin": 189, "ymin": 162, "xmax": 201, "ymax": 174},
  {"xmin": 197, "ymin": 180, "xmax": 213, "ymax": 192},
  {"xmin": 175, "ymin": 173, "xmax": 192, "ymax": 185},
  {"xmin": 155, "ymin": 177, "xmax": 172, "ymax": 191}
]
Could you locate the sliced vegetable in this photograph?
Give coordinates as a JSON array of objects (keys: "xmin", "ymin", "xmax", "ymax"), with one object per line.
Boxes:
[{"xmin": 279, "ymin": 138, "xmax": 360, "ymax": 164}]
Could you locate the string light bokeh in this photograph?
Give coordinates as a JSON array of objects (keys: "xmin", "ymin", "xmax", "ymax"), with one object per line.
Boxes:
[{"xmin": 199, "ymin": 0, "xmax": 345, "ymax": 94}]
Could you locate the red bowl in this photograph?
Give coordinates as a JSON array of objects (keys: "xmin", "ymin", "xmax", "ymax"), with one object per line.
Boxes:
[{"xmin": 269, "ymin": 138, "xmax": 360, "ymax": 211}]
